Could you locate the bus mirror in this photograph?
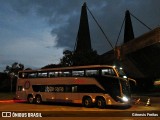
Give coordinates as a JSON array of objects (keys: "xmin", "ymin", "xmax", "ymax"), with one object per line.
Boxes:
[{"xmin": 128, "ymin": 78, "xmax": 137, "ymax": 86}]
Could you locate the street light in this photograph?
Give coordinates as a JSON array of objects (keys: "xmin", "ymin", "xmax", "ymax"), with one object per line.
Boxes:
[{"xmin": 10, "ymin": 72, "xmax": 15, "ymax": 93}]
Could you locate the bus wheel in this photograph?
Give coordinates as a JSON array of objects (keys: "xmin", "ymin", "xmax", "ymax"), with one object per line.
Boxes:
[
  {"xmin": 27, "ymin": 95, "xmax": 34, "ymax": 104},
  {"xmin": 82, "ymin": 97, "xmax": 93, "ymax": 108},
  {"xmin": 35, "ymin": 95, "xmax": 42, "ymax": 104},
  {"xmin": 96, "ymin": 98, "xmax": 106, "ymax": 108}
]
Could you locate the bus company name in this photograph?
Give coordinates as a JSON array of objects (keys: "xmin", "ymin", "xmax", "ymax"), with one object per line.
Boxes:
[{"xmin": 45, "ymin": 86, "xmax": 64, "ymax": 92}]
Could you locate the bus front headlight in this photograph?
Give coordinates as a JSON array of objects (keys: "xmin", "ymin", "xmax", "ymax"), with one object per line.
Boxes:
[
  {"xmin": 123, "ymin": 75, "xmax": 127, "ymax": 79},
  {"xmin": 122, "ymin": 96, "xmax": 128, "ymax": 102}
]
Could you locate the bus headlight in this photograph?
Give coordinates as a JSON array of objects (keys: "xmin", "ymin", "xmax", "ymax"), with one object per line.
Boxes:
[
  {"xmin": 123, "ymin": 76, "xmax": 127, "ymax": 79},
  {"xmin": 122, "ymin": 96, "xmax": 128, "ymax": 102}
]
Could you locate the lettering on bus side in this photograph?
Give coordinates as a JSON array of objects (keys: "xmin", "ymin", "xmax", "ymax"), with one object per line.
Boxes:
[
  {"xmin": 32, "ymin": 85, "xmax": 104, "ymax": 93},
  {"xmin": 45, "ymin": 86, "xmax": 64, "ymax": 92}
]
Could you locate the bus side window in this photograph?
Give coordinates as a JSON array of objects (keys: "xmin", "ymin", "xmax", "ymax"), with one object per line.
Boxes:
[
  {"xmin": 72, "ymin": 70, "xmax": 84, "ymax": 77},
  {"xmin": 65, "ymin": 86, "xmax": 72, "ymax": 92},
  {"xmin": 102, "ymin": 69, "xmax": 108, "ymax": 75},
  {"xmin": 86, "ymin": 69, "xmax": 99, "ymax": 76},
  {"xmin": 63, "ymin": 71, "xmax": 71, "ymax": 77},
  {"xmin": 55, "ymin": 72, "xmax": 59, "ymax": 77},
  {"xmin": 72, "ymin": 86, "xmax": 77, "ymax": 92},
  {"xmin": 48, "ymin": 72, "xmax": 55, "ymax": 78},
  {"xmin": 38, "ymin": 72, "xmax": 47, "ymax": 78},
  {"xmin": 19, "ymin": 73, "xmax": 27, "ymax": 78},
  {"xmin": 102, "ymin": 69, "xmax": 116, "ymax": 76},
  {"xmin": 28, "ymin": 73, "xmax": 37, "ymax": 78},
  {"xmin": 22, "ymin": 73, "xmax": 27, "ymax": 78}
]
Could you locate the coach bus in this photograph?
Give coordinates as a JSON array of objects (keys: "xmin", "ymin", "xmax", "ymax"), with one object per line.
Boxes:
[{"xmin": 16, "ymin": 65, "xmax": 131, "ymax": 108}]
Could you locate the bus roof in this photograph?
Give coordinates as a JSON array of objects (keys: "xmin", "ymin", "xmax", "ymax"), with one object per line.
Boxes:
[{"xmin": 19, "ymin": 65, "xmax": 115, "ymax": 73}]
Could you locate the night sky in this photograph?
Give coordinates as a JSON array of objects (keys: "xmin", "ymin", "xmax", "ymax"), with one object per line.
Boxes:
[{"xmin": 0, "ymin": 0, "xmax": 160, "ymax": 71}]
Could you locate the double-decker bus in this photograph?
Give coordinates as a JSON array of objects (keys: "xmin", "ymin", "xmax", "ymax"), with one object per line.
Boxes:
[{"xmin": 16, "ymin": 65, "xmax": 131, "ymax": 108}]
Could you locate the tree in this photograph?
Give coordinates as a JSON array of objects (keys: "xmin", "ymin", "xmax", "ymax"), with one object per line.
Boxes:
[
  {"xmin": 4, "ymin": 62, "xmax": 24, "ymax": 75},
  {"xmin": 60, "ymin": 49, "xmax": 99, "ymax": 67},
  {"xmin": 4, "ymin": 62, "xmax": 24, "ymax": 92},
  {"xmin": 60, "ymin": 50, "xmax": 74, "ymax": 67}
]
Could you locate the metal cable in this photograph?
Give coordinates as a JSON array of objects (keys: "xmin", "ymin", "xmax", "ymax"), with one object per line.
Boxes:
[
  {"xmin": 130, "ymin": 13, "xmax": 152, "ymax": 30},
  {"xmin": 86, "ymin": 5, "xmax": 114, "ymax": 49},
  {"xmin": 115, "ymin": 17, "xmax": 125, "ymax": 47}
]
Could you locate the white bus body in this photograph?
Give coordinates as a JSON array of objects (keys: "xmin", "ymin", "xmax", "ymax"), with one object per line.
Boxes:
[{"xmin": 16, "ymin": 65, "xmax": 131, "ymax": 108}]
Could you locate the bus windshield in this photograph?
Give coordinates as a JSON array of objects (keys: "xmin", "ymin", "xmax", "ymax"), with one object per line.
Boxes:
[
  {"xmin": 95, "ymin": 76, "xmax": 121, "ymax": 101},
  {"xmin": 115, "ymin": 67, "xmax": 127, "ymax": 78},
  {"xmin": 119, "ymin": 78, "xmax": 131, "ymax": 97},
  {"xmin": 95, "ymin": 75, "xmax": 130, "ymax": 102}
]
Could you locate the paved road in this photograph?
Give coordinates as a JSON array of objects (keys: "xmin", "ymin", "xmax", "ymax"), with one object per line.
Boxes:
[{"xmin": 0, "ymin": 100, "xmax": 160, "ymax": 118}]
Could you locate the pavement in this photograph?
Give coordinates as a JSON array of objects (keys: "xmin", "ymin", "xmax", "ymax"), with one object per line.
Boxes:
[
  {"xmin": 131, "ymin": 92, "xmax": 160, "ymax": 105},
  {"xmin": 0, "ymin": 92, "xmax": 159, "ymax": 104},
  {"xmin": 0, "ymin": 92, "xmax": 15, "ymax": 100}
]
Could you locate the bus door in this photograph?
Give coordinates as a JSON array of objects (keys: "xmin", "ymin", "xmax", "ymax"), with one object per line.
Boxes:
[
  {"xmin": 16, "ymin": 80, "xmax": 30, "ymax": 100},
  {"xmin": 16, "ymin": 85, "xmax": 27, "ymax": 100}
]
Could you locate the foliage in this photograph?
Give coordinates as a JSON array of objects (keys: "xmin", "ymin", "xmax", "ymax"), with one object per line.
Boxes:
[
  {"xmin": 60, "ymin": 49, "xmax": 99, "ymax": 67},
  {"xmin": 4, "ymin": 62, "xmax": 24, "ymax": 76},
  {"xmin": 60, "ymin": 50, "xmax": 74, "ymax": 67},
  {"xmin": 3, "ymin": 62, "xmax": 24, "ymax": 92}
]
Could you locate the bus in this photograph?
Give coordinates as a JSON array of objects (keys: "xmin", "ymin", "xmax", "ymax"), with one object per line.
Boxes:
[{"xmin": 16, "ymin": 65, "xmax": 131, "ymax": 108}]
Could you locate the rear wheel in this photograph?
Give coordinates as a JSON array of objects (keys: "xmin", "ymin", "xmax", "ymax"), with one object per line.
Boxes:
[
  {"xmin": 82, "ymin": 97, "xmax": 93, "ymax": 108},
  {"xmin": 35, "ymin": 95, "xmax": 42, "ymax": 104},
  {"xmin": 96, "ymin": 98, "xmax": 106, "ymax": 108},
  {"xmin": 27, "ymin": 95, "xmax": 34, "ymax": 104}
]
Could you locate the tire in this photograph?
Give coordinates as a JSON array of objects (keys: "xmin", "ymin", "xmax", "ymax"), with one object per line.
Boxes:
[
  {"xmin": 82, "ymin": 97, "xmax": 93, "ymax": 108},
  {"xmin": 35, "ymin": 95, "xmax": 42, "ymax": 104},
  {"xmin": 96, "ymin": 98, "xmax": 106, "ymax": 109},
  {"xmin": 27, "ymin": 95, "xmax": 34, "ymax": 104}
]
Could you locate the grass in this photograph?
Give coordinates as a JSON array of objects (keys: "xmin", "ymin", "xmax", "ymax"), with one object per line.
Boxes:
[{"xmin": 0, "ymin": 92, "xmax": 15, "ymax": 100}]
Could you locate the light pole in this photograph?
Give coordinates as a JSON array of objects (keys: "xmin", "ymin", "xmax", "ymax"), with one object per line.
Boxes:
[{"xmin": 10, "ymin": 72, "xmax": 15, "ymax": 93}]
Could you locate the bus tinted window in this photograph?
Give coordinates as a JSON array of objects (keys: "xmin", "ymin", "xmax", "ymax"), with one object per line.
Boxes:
[
  {"xmin": 28, "ymin": 72, "xmax": 37, "ymax": 78},
  {"xmin": 19, "ymin": 73, "xmax": 28, "ymax": 78},
  {"xmin": 62, "ymin": 71, "xmax": 71, "ymax": 77},
  {"xmin": 86, "ymin": 69, "xmax": 99, "ymax": 76},
  {"xmin": 48, "ymin": 72, "xmax": 55, "ymax": 77},
  {"xmin": 38, "ymin": 72, "xmax": 48, "ymax": 78},
  {"xmin": 72, "ymin": 70, "xmax": 84, "ymax": 76},
  {"xmin": 101, "ymin": 69, "xmax": 116, "ymax": 76},
  {"xmin": 72, "ymin": 86, "xmax": 77, "ymax": 92}
]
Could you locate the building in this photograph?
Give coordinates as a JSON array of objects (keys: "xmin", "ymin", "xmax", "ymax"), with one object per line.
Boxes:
[{"xmin": 74, "ymin": 3, "xmax": 160, "ymax": 81}]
